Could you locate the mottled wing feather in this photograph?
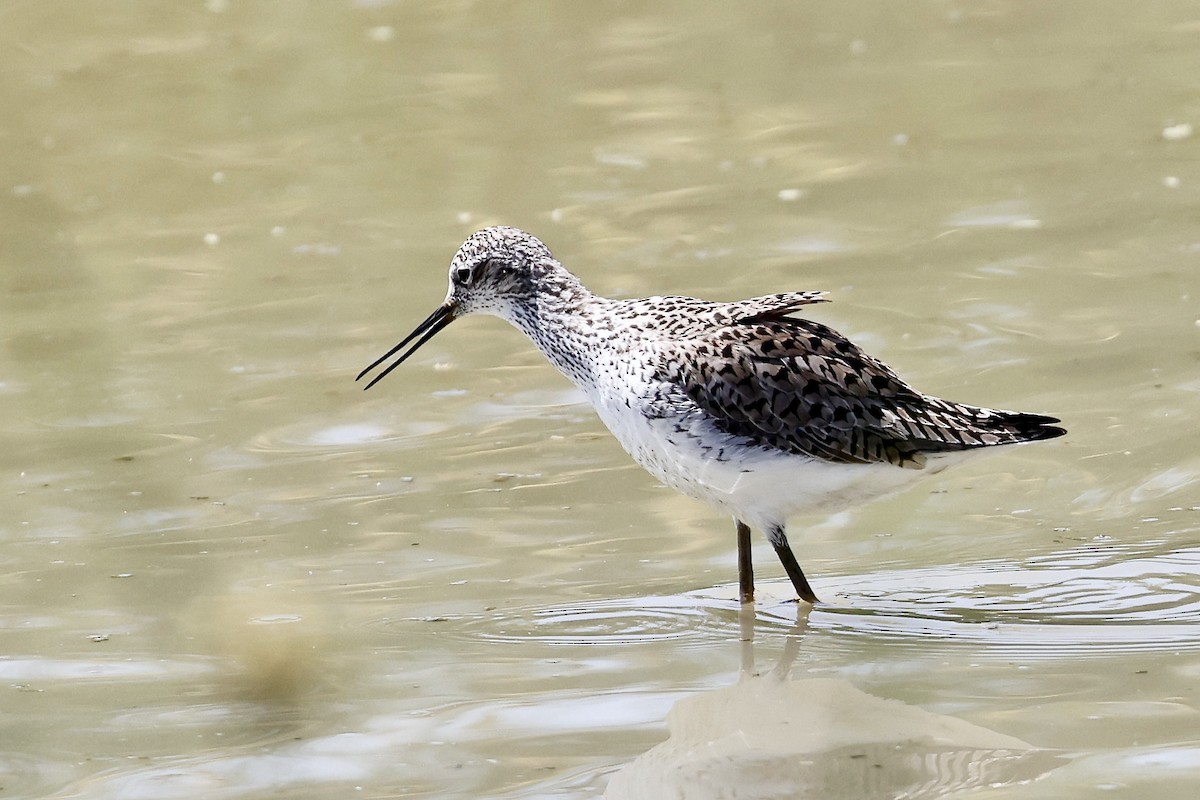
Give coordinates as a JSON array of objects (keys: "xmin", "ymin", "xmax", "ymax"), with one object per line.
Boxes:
[
  {"xmin": 650, "ymin": 292, "xmax": 829, "ymax": 337},
  {"xmin": 659, "ymin": 297, "xmax": 1064, "ymax": 468},
  {"xmin": 718, "ymin": 292, "xmax": 829, "ymax": 324}
]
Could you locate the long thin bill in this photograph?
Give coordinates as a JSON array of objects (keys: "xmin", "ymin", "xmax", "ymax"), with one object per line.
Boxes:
[{"xmin": 357, "ymin": 303, "xmax": 457, "ymax": 390}]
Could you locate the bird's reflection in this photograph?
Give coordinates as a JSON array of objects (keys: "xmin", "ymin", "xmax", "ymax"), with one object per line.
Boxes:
[{"xmin": 606, "ymin": 600, "xmax": 1061, "ymax": 799}]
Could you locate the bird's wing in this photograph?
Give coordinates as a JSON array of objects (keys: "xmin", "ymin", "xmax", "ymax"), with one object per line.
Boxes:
[
  {"xmin": 718, "ymin": 291, "xmax": 830, "ymax": 323},
  {"xmin": 644, "ymin": 292, "xmax": 829, "ymax": 338},
  {"xmin": 659, "ymin": 299, "xmax": 1061, "ymax": 468}
]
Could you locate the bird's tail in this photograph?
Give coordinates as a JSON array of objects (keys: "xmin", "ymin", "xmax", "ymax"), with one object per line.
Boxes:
[{"xmin": 911, "ymin": 400, "xmax": 1066, "ymax": 454}]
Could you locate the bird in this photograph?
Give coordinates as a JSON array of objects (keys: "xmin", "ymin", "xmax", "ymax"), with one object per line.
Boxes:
[{"xmin": 357, "ymin": 226, "xmax": 1065, "ymax": 604}]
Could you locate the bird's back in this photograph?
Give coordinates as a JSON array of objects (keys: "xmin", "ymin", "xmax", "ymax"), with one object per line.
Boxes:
[{"xmin": 645, "ymin": 293, "xmax": 1065, "ymax": 469}]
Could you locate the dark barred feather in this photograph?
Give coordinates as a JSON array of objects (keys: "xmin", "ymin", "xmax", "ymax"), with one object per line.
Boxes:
[{"xmin": 658, "ymin": 295, "xmax": 1065, "ymax": 468}]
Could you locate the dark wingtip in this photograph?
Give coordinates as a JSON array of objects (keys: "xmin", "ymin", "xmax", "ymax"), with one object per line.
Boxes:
[
  {"xmin": 1007, "ymin": 412, "xmax": 1067, "ymax": 442},
  {"xmin": 1029, "ymin": 424, "xmax": 1067, "ymax": 441}
]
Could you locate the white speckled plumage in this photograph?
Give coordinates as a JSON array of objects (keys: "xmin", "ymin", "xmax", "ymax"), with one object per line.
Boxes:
[{"xmin": 359, "ymin": 226, "xmax": 1065, "ymax": 603}]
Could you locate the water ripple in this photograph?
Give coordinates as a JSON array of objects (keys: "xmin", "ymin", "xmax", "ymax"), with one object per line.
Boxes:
[
  {"xmin": 810, "ymin": 544, "xmax": 1200, "ymax": 658},
  {"xmin": 0, "ymin": 751, "xmax": 73, "ymax": 799},
  {"xmin": 248, "ymin": 418, "xmax": 445, "ymax": 454},
  {"xmin": 398, "ymin": 543, "xmax": 1200, "ymax": 660},
  {"xmin": 463, "ymin": 595, "xmax": 722, "ymax": 646}
]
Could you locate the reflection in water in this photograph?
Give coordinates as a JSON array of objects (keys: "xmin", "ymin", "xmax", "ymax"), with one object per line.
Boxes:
[{"xmin": 606, "ymin": 603, "xmax": 1060, "ymax": 799}]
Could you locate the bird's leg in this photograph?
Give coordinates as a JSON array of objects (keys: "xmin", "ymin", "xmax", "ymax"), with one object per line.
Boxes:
[
  {"xmin": 735, "ymin": 519, "xmax": 754, "ymax": 603},
  {"xmin": 766, "ymin": 525, "xmax": 820, "ymax": 604}
]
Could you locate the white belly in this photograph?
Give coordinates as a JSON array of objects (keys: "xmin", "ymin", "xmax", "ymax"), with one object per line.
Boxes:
[{"xmin": 588, "ymin": 392, "xmax": 935, "ymax": 530}]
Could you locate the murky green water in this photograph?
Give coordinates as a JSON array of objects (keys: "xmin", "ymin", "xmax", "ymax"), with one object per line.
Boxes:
[{"xmin": 3, "ymin": 2, "xmax": 1199, "ymax": 798}]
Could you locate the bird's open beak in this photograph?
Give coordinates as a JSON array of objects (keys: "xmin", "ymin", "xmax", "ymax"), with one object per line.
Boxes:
[{"xmin": 356, "ymin": 301, "xmax": 458, "ymax": 390}]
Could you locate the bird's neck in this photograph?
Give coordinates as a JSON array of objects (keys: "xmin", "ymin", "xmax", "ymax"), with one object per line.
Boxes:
[{"xmin": 508, "ymin": 273, "xmax": 617, "ymax": 392}]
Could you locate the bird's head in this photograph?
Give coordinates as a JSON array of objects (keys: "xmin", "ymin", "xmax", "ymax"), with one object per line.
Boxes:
[
  {"xmin": 357, "ymin": 226, "xmax": 563, "ymax": 389},
  {"xmin": 443, "ymin": 226, "xmax": 554, "ymax": 319}
]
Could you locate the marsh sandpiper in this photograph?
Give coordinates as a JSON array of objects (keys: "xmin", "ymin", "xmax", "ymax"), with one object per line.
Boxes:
[{"xmin": 358, "ymin": 226, "xmax": 1065, "ymax": 603}]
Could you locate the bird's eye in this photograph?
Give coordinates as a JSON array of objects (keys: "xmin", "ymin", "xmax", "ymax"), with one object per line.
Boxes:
[{"xmin": 456, "ymin": 257, "xmax": 514, "ymax": 286}]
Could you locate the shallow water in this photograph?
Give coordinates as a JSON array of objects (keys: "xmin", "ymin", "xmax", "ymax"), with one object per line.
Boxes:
[{"xmin": 2, "ymin": 2, "xmax": 1199, "ymax": 798}]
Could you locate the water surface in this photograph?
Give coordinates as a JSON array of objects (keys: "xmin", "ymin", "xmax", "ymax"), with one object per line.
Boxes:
[{"xmin": 2, "ymin": 2, "xmax": 1199, "ymax": 798}]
